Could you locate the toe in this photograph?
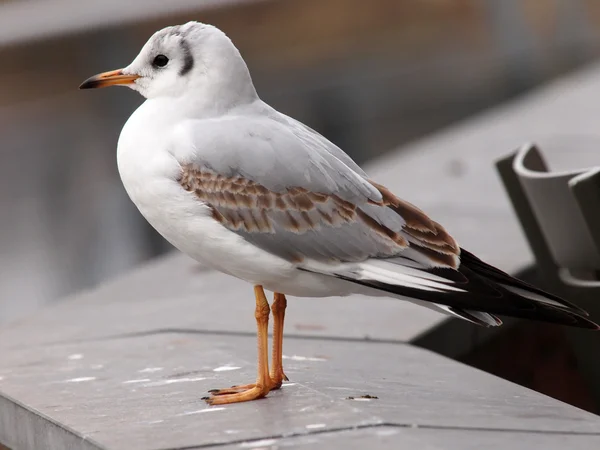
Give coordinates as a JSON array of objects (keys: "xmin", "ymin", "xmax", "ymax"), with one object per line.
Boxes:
[
  {"xmin": 208, "ymin": 383, "xmax": 256, "ymax": 396},
  {"xmin": 203, "ymin": 384, "xmax": 272, "ymax": 405}
]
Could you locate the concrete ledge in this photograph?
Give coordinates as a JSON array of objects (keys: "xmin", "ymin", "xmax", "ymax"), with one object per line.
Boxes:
[
  {"xmin": 1, "ymin": 331, "xmax": 599, "ymax": 449},
  {"xmin": 217, "ymin": 426, "xmax": 600, "ymax": 450},
  {"xmin": 0, "ymin": 252, "xmax": 441, "ymax": 350},
  {"xmin": 0, "ymin": 393, "xmax": 101, "ymax": 450}
]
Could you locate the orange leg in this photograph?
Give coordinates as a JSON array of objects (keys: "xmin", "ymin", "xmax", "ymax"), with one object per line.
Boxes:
[
  {"xmin": 205, "ymin": 286, "xmax": 276, "ymax": 405},
  {"xmin": 208, "ymin": 293, "xmax": 288, "ymax": 396},
  {"xmin": 270, "ymin": 292, "xmax": 289, "ymax": 389}
]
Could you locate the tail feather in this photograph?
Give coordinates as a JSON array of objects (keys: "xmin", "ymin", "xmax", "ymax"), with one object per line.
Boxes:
[
  {"xmin": 302, "ymin": 248, "xmax": 599, "ymax": 330},
  {"xmin": 402, "ymin": 297, "xmax": 503, "ymax": 328},
  {"xmin": 459, "ymin": 249, "xmax": 589, "ymax": 316},
  {"xmin": 437, "ymin": 304, "xmax": 503, "ymax": 328}
]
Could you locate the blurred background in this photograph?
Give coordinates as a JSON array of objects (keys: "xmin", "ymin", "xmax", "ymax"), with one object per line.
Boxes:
[{"xmin": 2, "ymin": 0, "xmax": 600, "ymax": 325}]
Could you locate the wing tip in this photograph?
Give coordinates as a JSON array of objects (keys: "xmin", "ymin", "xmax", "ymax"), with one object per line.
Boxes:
[
  {"xmin": 449, "ymin": 308, "xmax": 503, "ymax": 327},
  {"xmin": 458, "ymin": 248, "xmax": 596, "ymax": 323},
  {"xmin": 552, "ymin": 309, "xmax": 600, "ymax": 330}
]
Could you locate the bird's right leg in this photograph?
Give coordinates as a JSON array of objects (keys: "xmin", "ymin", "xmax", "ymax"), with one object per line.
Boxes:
[
  {"xmin": 204, "ymin": 285, "xmax": 276, "ymax": 404},
  {"xmin": 270, "ymin": 292, "xmax": 289, "ymax": 389}
]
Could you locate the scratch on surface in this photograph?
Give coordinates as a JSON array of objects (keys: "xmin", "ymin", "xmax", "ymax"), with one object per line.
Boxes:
[
  {"xmin": 138, "ymin": 367, "xmax": 163, "ymax": 373},
  {"xmin": 143, "ymin": 377, "xmax": 205, "ymax": 387},
  {"xmin": 213, "ymin": 365, "xmax": 241, "ymax": 372},
  {"xmin": 281, "ymin": 382, "xmax": 297, "ymax": 387},
  {"xmin": 282, "ymin": 355, "xmax": 327, "ymax": 362},
  {"xmin": 122, "ymin": 379, "xmax": 152, "ymax": 384},
  {"xmin": 377, "ymin": 428, "xmax": 399, "ymax": 437},
  {"xmin": 240, "ymin": 439, "xmax": 278, "ymax": 448},
  {"xmin": 54, "ymin": 407, "xmax": 74, "ymax": 412},
  {"xmin": 67, "ymin": 354, "xmax": 84, "ymax": 360},
  {"xmin": 305, "ymin": 423, "xmax": 326, "ymax": 430},
  {"xmin": 178, "ymin": 407, "xmax": 226, "ymax": 415},
  {"xmin": 63, "ymin": 377, "xmax": 96, "ymax": 383}
]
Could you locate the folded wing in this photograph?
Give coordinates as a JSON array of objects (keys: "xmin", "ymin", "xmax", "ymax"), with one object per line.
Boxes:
[{"xmin": 176, "ymin": 112, "xmax": 598, "ymax": 330}]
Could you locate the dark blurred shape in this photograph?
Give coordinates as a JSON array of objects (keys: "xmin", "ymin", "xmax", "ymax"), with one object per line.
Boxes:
[
  {"xmin": 462, "ymin": 319, "xmax": 597, "ymax": 413},
  {"xmin": 463, "ymin": 141, "xmax": 600, "ymax": 413}
]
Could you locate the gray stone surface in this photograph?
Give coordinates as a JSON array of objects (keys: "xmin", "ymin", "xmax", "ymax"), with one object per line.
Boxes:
[
  {"xmin": 1, "ymin": 332, "xmax": 599, "ymax": 450},
  {"xmin": 217, "ymin": 426, "xmax": 600, "ymax": 450},
  {"xmin": 0, "ymin": 252, "xmax": 441, "ymax": 351}
]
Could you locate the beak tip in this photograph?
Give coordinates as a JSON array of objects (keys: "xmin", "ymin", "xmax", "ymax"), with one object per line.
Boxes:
[
  {"xmin": 78, "ymin": 69, "xmax": 137, "ymax": 90},
  {"xmin": 79, "ymin": 76, "xmax": 100, "ymax": 90}
]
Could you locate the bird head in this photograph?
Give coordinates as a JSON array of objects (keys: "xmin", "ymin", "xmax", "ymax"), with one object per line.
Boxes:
[{"xmin": 79, "ymin": 21, "xmax": 256, "ymax": 103}]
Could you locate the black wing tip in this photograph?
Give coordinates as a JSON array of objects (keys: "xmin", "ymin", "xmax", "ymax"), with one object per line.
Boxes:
[
  {"xmin": 544, "ymin": 309, "xmax": 600, "ymax": 330},
  {"xmin": 458, "ymin": 247, "xmax": 594, "ymax": 319},
  {"xmin": 449, "ymin": 307, "xmax": 503, "ymax": 327},
  {"xmin": 356, "ymin": 276, "xmax": 600, "ymax": 330},
  {"xmin": 474, "ymin": 308, "xmax": 599, "ymax": 330},
  {"xmin": 332, "ymin": 260, "xmax": 600, "ymax": 331}
]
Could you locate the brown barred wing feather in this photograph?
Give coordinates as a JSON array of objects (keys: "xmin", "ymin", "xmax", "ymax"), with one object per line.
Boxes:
[
  {"xmin": 369, "ymin": 180, "xmax": 460, "ymax": 268},
  {"xmin": 178, "ymin": 164, "xmax": 409, "ymax": 263}
]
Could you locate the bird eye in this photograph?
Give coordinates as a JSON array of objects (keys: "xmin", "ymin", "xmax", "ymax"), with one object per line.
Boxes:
[{"xmin": 152, "ymin": 54, "xmax": 169, "ymax": 68}]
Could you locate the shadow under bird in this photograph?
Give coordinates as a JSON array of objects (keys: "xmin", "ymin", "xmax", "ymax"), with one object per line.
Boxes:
[{"xmin": 80, "ymin": 21, "xmax": 599, "ymax": 405}]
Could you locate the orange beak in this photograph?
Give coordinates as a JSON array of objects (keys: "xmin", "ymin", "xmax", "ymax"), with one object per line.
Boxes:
[{"xmin": 79, "ymin": 69, "xmax": 140, "ymax": 89}]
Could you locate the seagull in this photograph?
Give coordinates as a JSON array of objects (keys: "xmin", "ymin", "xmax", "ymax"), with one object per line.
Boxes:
[{"xmin": 80, "ymin": 21, "xmax": 599, "ymax": 405}]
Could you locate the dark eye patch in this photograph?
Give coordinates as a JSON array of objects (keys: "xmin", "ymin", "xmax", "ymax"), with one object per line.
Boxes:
[{"xmin": 179, "ymin": 39, "xmax": 194, "ymax": 75}]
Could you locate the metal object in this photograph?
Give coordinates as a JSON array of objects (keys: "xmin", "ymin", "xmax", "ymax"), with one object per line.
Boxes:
[{"xmin": 497, "ymin": 142, "xmax": 600, "ymax": 409}]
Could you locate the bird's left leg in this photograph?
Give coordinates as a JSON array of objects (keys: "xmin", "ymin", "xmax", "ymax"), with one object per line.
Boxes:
[
  {"xmin": 270, "ymin": 292, "xmax": 289, "ymax": 389},
  {"xmin": 205, "ymin": 285, "xmax": 276, "ymax": 405}
]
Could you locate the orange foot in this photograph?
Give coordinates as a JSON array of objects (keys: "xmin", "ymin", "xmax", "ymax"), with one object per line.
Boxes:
[
  {"xmin": 204, "ymin": 371, "xmax": 289, "ymax": 404},
  {"xmin": 203, "ymin": 382, "xmax": 273, "ymax": 405},
  {"xmin": 203, "ymin": 288, "xmax": 289, "ymax": 405}
]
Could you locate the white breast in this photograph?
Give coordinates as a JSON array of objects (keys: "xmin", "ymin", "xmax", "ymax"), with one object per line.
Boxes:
[{"xmin": 115, "ymin": 100, "xmax": 300, "ymax": 287}]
